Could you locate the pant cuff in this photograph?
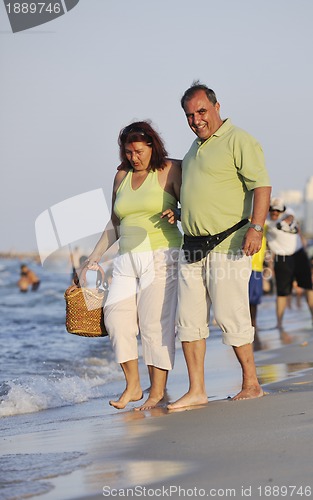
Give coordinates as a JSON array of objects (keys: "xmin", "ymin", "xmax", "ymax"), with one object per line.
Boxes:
[
  {"xmin": 222, "ymin": 327, "xmax": 255, "ymax": 347},
  {"xmin": 177, "ymin": 326, "xmax": 209, "ymax": 342}
]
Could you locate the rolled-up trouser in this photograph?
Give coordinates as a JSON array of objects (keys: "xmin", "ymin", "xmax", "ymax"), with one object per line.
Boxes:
[
  {"xmin": 104, "ymin": 248, "xmax": 179, "ymax": 370},
  {"xmin": 177, "ymin": 251, "xmax": 254, "ymax": 347}
]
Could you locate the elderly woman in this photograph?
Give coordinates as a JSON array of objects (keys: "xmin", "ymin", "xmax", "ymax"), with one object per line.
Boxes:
[{"xmin": 87, "ymin": 121, "xmax": 182, "ymax": 410}]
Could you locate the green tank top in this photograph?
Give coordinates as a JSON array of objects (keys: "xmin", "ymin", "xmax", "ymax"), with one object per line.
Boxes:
[{"xmin": 114, "ymin": 169, "xmax": 182, "ymax": 254}]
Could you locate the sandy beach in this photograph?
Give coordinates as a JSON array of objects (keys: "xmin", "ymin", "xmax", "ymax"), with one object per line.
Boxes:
[{"xmin": 1, "ymin": 295, "xmax": 313, "ymax": 500}]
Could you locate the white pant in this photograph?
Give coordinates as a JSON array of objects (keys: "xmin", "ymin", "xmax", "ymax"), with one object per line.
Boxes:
[
  {"xmin": 104, "ymin": 248, "xmax": 179, "ymax": 369},
  {"xmin": 177, "ymin": 251, "xmax": 254, "ymax": 347}
]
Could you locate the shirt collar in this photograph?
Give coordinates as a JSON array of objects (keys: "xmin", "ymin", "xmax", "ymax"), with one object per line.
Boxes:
[{"xmin": 195, "ymin": 118, "xmax": 232, "ymax": 146}]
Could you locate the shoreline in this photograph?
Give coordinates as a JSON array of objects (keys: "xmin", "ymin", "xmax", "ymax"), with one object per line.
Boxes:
[{"xmin": 0, "ymin": 252, "xmax": 40, "ymax": 260}]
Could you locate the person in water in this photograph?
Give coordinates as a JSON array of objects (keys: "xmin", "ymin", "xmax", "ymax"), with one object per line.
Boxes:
[{"xmin": 18, "ymin": 264, "xmax": 40, "ymax": 292}]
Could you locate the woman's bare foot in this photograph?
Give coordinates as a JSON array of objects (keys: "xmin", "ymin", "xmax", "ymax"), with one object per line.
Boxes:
[
  {"xmin": 167, "ymin": 391, "xmax": 208, "ymax": 410},
  {"xmin": 232, "ymin": 385, "xmax": 264, "ymax": 401},
  {"xmin": 109, "ymin": 388, "xmax": 143, "ymax": 410},
  {"xmin": 134, "ymin": 395, "xmax": 164, "ymax": 411}
]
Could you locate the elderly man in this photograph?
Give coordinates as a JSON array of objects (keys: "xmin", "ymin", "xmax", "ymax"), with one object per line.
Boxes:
[{"xmin": 168, "ymin": 82, "xmax": 271, "ymax": 409}]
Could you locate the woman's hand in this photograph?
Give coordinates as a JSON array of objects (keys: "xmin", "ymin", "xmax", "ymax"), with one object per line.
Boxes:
[
  {"xmin": 161, "ymin": 208, "xmax": 181, "ymax": 224},
  {"xmin": 85, "ymin": 255, "xmax": 100, "ymax": 270}
]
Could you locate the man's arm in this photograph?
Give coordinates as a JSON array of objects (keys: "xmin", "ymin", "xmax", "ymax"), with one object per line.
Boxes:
[{"xmin": 242, "ymin": 186, "xmax": 271, "ymax": 256}]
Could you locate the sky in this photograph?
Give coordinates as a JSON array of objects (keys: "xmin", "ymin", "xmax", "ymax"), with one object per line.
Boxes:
[{"xmin": 1, "ymin": 0, "xmax": 313, "ymax": 253}]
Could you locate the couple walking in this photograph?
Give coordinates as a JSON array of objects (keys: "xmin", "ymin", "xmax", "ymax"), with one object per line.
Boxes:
[{"xmin": 87, "ymin": 82, "xmax": 271, "ymax": 411}]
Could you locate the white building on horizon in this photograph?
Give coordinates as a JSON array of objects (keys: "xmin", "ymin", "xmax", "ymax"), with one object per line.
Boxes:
[
  {"xmin": 279, "ymin": 190, "xmax": 303, "ymax": 205},
  {"xmin": 276, "ymin": 178, "xmax": 313, "ymax": 236},
  {"xmin": 304, "ymin": 176, "xmax": 313, "ymax": 236}
]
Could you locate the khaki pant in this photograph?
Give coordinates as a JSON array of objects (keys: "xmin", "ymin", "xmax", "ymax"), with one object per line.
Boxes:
[
  {"xmin": 177, "ymin": 251, "xmax": 254, "ymax": 347},
  {"xmin": 104, "ymin": 248, "xmax": 179, "ymax": 369}
]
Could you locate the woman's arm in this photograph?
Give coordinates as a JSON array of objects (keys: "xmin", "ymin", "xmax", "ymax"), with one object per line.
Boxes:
[
  {"xmin": 167, "ymin": 159, "xmax": 182, "ymax": 201},
  {"xmin": 160, "ymin": 159, "xmax": 182, "ymax": 224},
  {"xmin": 87, "ymin": 170, "xmax": 127, "ymax": 266}
]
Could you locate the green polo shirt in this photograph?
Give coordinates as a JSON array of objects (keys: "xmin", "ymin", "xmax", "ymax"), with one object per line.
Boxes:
[{"xmin": 181, "ymin": 119, "xmax": 270, "ymax": 253}]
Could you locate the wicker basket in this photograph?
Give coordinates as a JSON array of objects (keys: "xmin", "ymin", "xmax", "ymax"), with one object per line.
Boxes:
[{"xmin": 64, "ymin": 264, "xmax": 108, "ymax": 337}]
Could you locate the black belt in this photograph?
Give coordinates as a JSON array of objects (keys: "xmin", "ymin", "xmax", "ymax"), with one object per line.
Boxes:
[{"xmin": 183, "ymin": 219, "xmax": 249, "ymax": 263}]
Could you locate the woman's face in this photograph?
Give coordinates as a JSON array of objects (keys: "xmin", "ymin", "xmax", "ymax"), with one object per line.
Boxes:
[{"xmin": 124, "ymin": 142, "xmax": 152, "ymax": 171}]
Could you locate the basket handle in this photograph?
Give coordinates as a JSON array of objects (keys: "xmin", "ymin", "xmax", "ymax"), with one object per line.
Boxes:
[{"xmin": 77, "ymin": 263, "xmax": 106, "ymax": 288}]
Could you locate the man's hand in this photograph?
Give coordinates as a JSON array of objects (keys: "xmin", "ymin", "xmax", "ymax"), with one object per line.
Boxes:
[{"xmin": 242, "ymin": 228, "xmax": 263, "ymax": 256}]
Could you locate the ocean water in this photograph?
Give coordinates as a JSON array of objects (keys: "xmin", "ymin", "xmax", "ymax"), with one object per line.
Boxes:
[
  {"xmin": 1, "ymin": 257, "xmax": 313, "ymax": 500},
  {"xmin": 0, "ymin": 258, "xmax": 123, "ymax": 419},
  {"xmin": 1, "ymin": 257, "xmax": 312, "ymax": 420}
]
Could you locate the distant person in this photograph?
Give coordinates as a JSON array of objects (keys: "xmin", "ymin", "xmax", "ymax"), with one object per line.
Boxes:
[
  {"xmin": 86, "ymin": 121, "xmax": 182, "ymax": 411},
  {"xmin": 287, "ymin": 280, "xmax": 304, "ymax": 310},
  {"xmin": 18, "ymin": 264, "xmax": 40, "ymax": 292},
  {"xmin": 167, "ymin": 82, "xmax": 271, "ymax": 410},
  {"xmin": 72, "ymin": 255, "xmax": 88, "ymax": 284},
  {"xmin": 71, "ymin": 247, "xmax": 86, "ymax": 282},
  {"xmin": 262, "ymin": 259, "xmax": 274, "ymax": 295},
  {"xmin": 266, "ymin": 198, "xmax": 313, "ymax": 330},
  {"xmin": 71, "ymin": 246, "xmax": 81, "ymax": 270},
  {"xmin": 249, "ymin": 232, "xmax": 267, "ymax": 350}
]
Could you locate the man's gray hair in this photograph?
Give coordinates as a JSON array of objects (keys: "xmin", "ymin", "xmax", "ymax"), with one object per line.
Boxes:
[{"xmin": 181, "ymin": 80, "xmax": 217, "ymax": 109}]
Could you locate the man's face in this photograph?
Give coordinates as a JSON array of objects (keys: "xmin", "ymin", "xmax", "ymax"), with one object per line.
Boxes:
[{"xmin": 183, "ymin": 90, "xmax": 222, "ymax": 141}]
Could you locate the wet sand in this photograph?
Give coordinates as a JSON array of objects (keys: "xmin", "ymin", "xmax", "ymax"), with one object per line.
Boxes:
[{"xmin": 1, "ymin": 296, "xmax": 313, "ymax": 499}]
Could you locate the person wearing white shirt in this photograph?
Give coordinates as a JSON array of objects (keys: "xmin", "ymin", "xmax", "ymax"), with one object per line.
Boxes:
[{"xmin": 266, "ymin": 198, "xmax": 313, "ymax": 329}]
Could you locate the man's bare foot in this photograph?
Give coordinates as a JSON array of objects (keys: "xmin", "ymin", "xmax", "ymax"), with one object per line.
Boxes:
[
  {"xmin": 167, "ymin": 391, "xmax": 208, "ymax": 410},
  {"xmin": 134, "ymin": 395, "xmax": 164, "ymax": 411},
  {"xmin": 232, "ymin": 385, "xmax": 264, "ymax": 401},
  {"xmin": 109, "ymin": 388, "xmax": 143, "ymax": 410}
]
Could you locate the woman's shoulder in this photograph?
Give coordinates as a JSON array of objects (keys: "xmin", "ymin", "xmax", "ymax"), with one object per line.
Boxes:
[
  {"xmin": 163, "ymin": 158, "xmax": 182, "ymax": 181},
  {"xmin": 113, "ymin": 169, "xmax": 129, "ymax": 191},
  {"xmin": 164, "ymin": 158, "xmax": 182, "ymax": 170},
  {"xmin": 157, "ymin": 159, "xmax": 181, "ymax": 199}
]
